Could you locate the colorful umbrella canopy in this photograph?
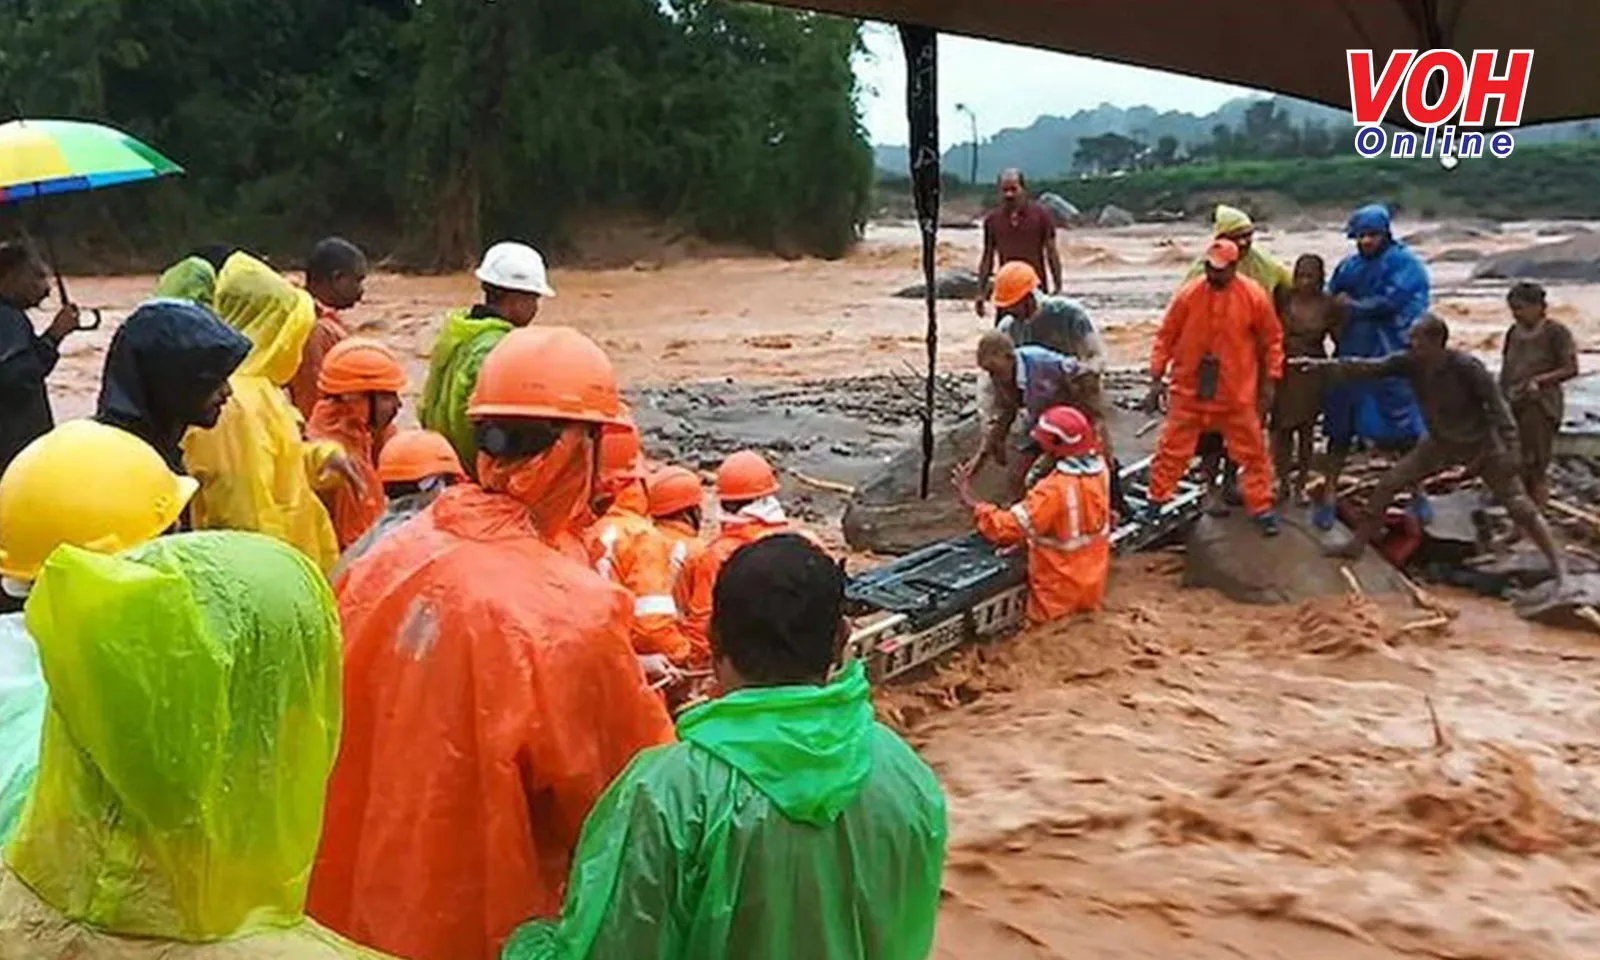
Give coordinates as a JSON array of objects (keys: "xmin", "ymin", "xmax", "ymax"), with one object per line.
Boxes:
[{"xmin": 0, "ymin": 119, "xmax": 182, "ymax": 204}]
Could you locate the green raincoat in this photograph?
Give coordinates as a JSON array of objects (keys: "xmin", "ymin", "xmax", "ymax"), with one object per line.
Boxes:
[
  {"xmin": 153, "ymin": 256, "xmax": 219, "ymax": 307},
  {"xmin": 418, "ymin": 309, "xmax": 513, "ymax": 477},
  {"xmin": 0, "ymin": 532, "xmax": 394, "ymax": 959},
  {"xmin": 502, "ymin": 661, "xmax": 948, "ymax": 960}
]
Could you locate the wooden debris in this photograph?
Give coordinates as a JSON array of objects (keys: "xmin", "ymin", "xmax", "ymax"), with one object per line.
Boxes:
[
  {"xmin": 1551, "ymin": 499, "xmax": 1600, "ymax": 535},
  {"xmin": 1340, "ymin": 566, "xmax": 1363, "ymax": 596},
  {"xmin": 787, "ymin": 468, "xmax": 855, "ymax": 496},
  {"xmin": 1576, "ymin": 606, "xmax": 1600, "ymax": 635},
  {"xmin": 1392, "ymin": 615, "xmax": 1453, "ymax": 637},
  {"xmin": 1425, "ymin": 694, "xmax": 1449, "ymax": 751}
]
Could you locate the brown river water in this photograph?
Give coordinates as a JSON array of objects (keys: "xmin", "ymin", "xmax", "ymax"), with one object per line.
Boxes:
[{"xmin": 38, "ymin": 217, "xmax": 1600, "ymax": 958}]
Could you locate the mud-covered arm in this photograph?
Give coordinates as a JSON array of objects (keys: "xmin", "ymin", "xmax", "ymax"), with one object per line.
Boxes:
[
  {"xmin": 1255, "ymin": 291, "xmax": 1286, "ymax": 382},
  {"xmin": 976, "ymin": 221, "xmax": 997, "ymax": 298},
  {"xmin": 1298, "ymin": 351, "xmax": 1411, "ymax": 383},
  {"xmin": 1469, "ymin": 357, "xmax": 1522, "ymax": 454}
]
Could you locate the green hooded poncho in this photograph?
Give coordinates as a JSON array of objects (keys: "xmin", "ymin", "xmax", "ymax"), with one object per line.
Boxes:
[
  {"xmin": 0, "ymin": 532, "xmax": 394, "ymax": 958},
  {"xmin": 418, "ymin": 309, "xmax": 513, "ymax": 478},
  {"xmin": 502, "ymin": 661, "xmax": 948, "ymax": 960},
  {"xmin": 153, "ymin": 256, "xmax": 219, "ymax": 307}
]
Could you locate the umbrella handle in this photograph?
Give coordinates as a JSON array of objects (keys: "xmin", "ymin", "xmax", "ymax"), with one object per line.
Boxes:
[{"xmin": 76, "ymin": 306, "xmax": 102, "ymax": 331}]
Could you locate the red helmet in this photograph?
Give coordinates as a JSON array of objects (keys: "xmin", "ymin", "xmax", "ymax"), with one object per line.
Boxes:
[{"xmin": 1030, "ymin": 406, "xmax": 1096, "ymax": 458}]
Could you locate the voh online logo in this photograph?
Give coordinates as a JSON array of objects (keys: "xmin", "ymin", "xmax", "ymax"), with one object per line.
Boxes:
[{"xmin": 1346, "ymin": 50, "xmax": 1532, "ymax": 165}]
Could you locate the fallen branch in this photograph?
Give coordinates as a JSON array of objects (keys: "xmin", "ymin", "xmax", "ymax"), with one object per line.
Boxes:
[
  {"xmin": 1551, "ymin": 499, "xmax": 1600, "ymax": 534},
  {"xmin": 1425, "ymin": 694, "xmax": 1449, "ymax": 751},
  {"xmin": 1393, "ymin": 615, "xmax": 1453, "ymax": 637},
  {"xmin": 1576, "ymin": 606, "xmax": 1600, "ymax": 635},
  {"xmin": 1340, "ymin": 566, "xmax": 1364, "ymax": 596},
  {"xmin": 1135, "ymin": 418, "xmax": 1163, "ymax": 438},
  {"xmin": 1397, "ymin": 570, "xmax": 1459, "ymax": 620},
  {"xmin": 787, "ymin": 468, "xmax": 856, "ymax": 496}
]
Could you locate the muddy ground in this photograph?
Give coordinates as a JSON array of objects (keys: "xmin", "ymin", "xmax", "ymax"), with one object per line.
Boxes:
[{"xmin": 43, "ymin": 216, "xmax": 1600, "ymax": 958}]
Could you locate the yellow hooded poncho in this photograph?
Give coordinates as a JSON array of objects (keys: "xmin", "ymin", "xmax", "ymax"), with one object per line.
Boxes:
[
  {"xmin": 1183, "ymin": 203, "xmax": 1292, "ymax": 296},
  {"xmin": 180, "ymin": 253, "xmax": 342, "ymax": 573},
  {"xmin": 152, "ymin": 256, "xmax": 218, "ymax": 307},
  {"xmin": 0, "ymin": 532, "xmax": 395, "ymax": 958}
]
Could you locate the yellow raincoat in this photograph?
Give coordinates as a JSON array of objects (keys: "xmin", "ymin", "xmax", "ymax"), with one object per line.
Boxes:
[
  {"xmin": 1183, "ymin": 204, "xmax": 1292, "ymax": 296},
  {"xmin": 181, "ymin": 254, "xmax": 342, "ymax": 573},
  {"xmin": 0, "ymin": 531, "xmax": 395, "ymax": 958}
]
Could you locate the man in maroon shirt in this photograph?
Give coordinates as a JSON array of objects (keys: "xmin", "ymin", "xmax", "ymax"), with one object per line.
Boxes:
[{"xmin": 976, "ymin": 168, "xmax": 1062, "ymax": 321}]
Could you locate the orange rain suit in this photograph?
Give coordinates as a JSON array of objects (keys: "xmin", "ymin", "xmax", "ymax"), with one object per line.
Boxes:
[
  {"xmin": 680, "ymin": 512, "xmax": 807, "ymax": 664},
  {"xmin": 586, "ymin": 480, "xmax": 695, "ymax": 663},
  {"xmin": 1148, "ymin": 275, "xmax": 1284, "ymax": 515},
  {"xmin": 975, "ymin": 455, "xmax": 1113, "ymax": 623},
  {"xmin": 306, "ymin": 397, "xmax": 393, "ymax": 550},
  {"xmin": 308, "ymin": 429, "xmax": 676, "ymax": 960}
]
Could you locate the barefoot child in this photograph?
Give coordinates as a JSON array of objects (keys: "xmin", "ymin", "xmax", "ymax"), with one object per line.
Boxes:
[{"xmin": 1273, "ymin": 254, "xmax": 1343, "ymax": 503}]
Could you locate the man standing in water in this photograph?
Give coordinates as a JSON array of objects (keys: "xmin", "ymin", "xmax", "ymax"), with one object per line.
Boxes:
[
  {"xmin": 1292, "ymin": 314, "xmax": 1568, "ymax": 588},
  {"xmin": 975, "ymin": 169, "xmax": 1062, "ymax": 321}
]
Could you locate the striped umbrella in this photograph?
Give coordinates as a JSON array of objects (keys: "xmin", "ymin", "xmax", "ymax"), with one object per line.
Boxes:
[
  {"xmin": 0, "ymin": 119, "xmax": 183, "ymax": 314},
  {"xmin": 0, "ymin": 119, "xmax": 182, "ymax": 203}
]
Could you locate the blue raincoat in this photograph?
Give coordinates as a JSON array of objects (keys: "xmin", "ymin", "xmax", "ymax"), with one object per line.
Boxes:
[{"xmin": 1324, "ymin": 205, "xmax": 1428, "ymax": 447}]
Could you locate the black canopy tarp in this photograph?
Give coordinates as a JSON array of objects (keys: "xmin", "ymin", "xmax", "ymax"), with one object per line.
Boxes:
[{"xmin": 765, "ymin": 1, "xmax": 1600, "ymax": 128}]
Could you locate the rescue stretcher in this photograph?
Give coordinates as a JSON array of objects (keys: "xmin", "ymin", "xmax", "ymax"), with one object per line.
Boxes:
[{"xmin": 838, "ymin": 454, "xmax": 1206, "ymax": 682}]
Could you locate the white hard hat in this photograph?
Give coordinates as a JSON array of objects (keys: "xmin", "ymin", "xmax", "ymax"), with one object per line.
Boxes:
[{"xmin": 474, "ymin": 241, "xmax": 555, "ymax": 297}]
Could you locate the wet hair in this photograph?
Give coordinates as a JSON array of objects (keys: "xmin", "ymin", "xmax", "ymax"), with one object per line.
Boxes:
[
  {"xmin": 0, "ymin": 241, "xmax": 37, "ymax": 276},
  {"xmin": 711, "ymin": 534, "xmax": 845, "ymax": 686},
  {"xmin": 977, "ymin": 331, "xmax": 1014, "ymax": 365},
  {"xmin": 189, "ymin": 244, "xmax": 236, "ymax": 271},
  {"xmin": 1413, "ymin": 313, "xmax": 1449, "ymax": 347},
  {"xmin": 1294, "ymin": 253, "xmax": 1325, "ymax": 274},
  {"xmin": 307, "ymin": 237, "xmax": 367, "ymax": 283},
  {"xmin": 1507, "ymin": 281, "xmax": 1546, "ymax": 307}
]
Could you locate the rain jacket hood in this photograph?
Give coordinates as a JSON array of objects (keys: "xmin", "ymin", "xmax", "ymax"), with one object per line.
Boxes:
[
  {"xmin": 677, "ymin": 662, "xmax": 874, "ymax": 825},
  {"xmin": 0, "ymin": 532, "xmax": 376, "ymax": 954},
  {"xmin": 420, "ymin": 309, "xmax": 514, "ymax": 476},
  {"xmin": 309, "ymin": 472, "xmax": 674, "ymax": 960},
  {"xmin": 214, "ymin": 253, "xmax": 316, "ymax": 386},
  {"xmin": 307, "ymin": 397, "xmax": 390, "ymax": 550},
  {"xmin": 477, "ymin": 426, "xmax": 597, "ymax": 552},
  {"xmin": 96, "ymin": 299, "xmax": 251, "ymax": 471},
  {"xmin": 1345, "ymin": 204, "xmax": 1393, "ymax": 242},
  {"xmin": 501, "ymin": 659, "xmax": 947, "ymax": 960},
  {"xmin": 153, "ymin": 256, "xmax": 217, "ymax": 307}
]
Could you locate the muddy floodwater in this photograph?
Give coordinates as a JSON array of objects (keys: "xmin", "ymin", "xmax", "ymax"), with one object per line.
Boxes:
[{"xmin": 45, "ymin": 218, "xmax": 1600, "ymax": 958}]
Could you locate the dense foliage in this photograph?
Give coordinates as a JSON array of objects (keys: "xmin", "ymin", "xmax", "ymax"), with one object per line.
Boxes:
[{"xmin": 0, "ymin": 0, "xmax": 872, "ymax": 269}]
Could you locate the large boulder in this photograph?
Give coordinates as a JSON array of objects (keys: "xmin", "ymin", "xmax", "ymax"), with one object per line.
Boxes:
[
  {"xmin": 1037, "ymin": 191, "xmax": 1081, "ymax": 226},
  {"xmin": 1471, "ymin": 232, "xmax": 1600, "ymax": 282},
  {"xmin": 894, "ymin": 268, "xmax": 983, "ymax": 301},
  {"xmin": 1097, "ymin": 204, "xmax": 1135, "ymax": 228},
  {"xmin": 1183, "ymin": 510, "xmax": 1408, "ymax": 604},
  {"xmin": 842, "ymin": 416, "xmax": 1008, "ymax": 554},
  {"xmin": 1402, "ymin": 219, "xmax": 1501, "ymax": 245}
]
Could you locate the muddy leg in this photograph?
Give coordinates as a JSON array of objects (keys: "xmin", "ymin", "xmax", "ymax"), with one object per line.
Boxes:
[
  {"xmin": 1270, "ymin": 428, "xmax": 1293, "ymax": 503},
  {"xmin": 1294, "ymin": 426, "xmax": 1316, "ymax": 505},
  {"xmin": 1484, "ymin": 453, "xmax": 1568, "ymax": 585}
]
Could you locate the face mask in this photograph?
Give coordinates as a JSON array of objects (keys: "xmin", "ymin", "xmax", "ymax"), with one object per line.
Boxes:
[{"xmin": 477, "ymin": 426, "xmax": 597, "ymax": 540}]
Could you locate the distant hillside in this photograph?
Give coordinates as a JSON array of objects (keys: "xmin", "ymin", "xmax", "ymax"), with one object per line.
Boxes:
[{"xmin": 874, "ymin": 96, "xmax": 1600, "ymax": 180}]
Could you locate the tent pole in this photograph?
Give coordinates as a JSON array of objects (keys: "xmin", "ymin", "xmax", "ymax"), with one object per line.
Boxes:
[{"xmin": 899, "ymin": 24, "xmax": 939, "ymax": 499}]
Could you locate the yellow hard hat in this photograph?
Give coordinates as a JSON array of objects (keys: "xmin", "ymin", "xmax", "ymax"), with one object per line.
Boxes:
[{"xmin": 0, "ymin": 420, "xmax": 199, "ymax": 583}]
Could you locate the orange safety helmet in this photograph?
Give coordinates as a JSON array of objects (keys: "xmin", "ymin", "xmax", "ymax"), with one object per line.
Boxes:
[
  {"xmin": 467, "ymin": 326, "xmax": 627, "ymax": 425},
  {"xmin": 646, "ymin": 465, "xmax": 704, "ymax": 518},
  {"xmin": 992, "ymin": 261, "xmax": 1041, "ymax": 309},
  {"xmin": 318, "ymin": 337, "xmax": 408, "ymax": 395},
  {"xmin": 378, "ymin": 429, "xmax": 466, "ymax": 484},
  {"xmin": 715, "ymin": 450, "xmax": 780, "ymax": 501},
  {"xmin": 1030, "ymin": 405, "xmax": 1097, "ymax": 459}
]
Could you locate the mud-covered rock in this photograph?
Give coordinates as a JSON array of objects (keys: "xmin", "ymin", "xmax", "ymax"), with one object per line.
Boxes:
[
  {"xmin": 1037, "ymin": 192, "xmax": 1080, "ymax": 226},
  {"xmin": 1403, "ymin": 220, "xmax": 1502, "ymax": 245},
  {"xmin": 1183, "ymin": 510, "xmax": 1408, "ymax": 604},
  {"xmin": 1097, "ymin": 204, "xmax": 1135, "ymax": 228},
  {"xmin": 842, "ymin": 416, "xmax": 1007, "ymax": 554},
  {"xmin": 1430, "ymin": 248, "xmax": 1483, "ymax": 263},
  {"xmin": 1511, "ymin": 573, "xmax": 1600, "ymax": 629},
  {"xmin": 1472, "ymin": 233, "xmax": 1600, "ymax": 282},
  {"xmin": 894, "ymin": 268, "xmax": 983, "ymax": 301}
]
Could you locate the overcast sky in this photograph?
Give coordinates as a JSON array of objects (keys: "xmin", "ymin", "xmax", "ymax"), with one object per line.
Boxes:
[{"xmin": 855, "ymin": 23, "xmax": 1258, "ymax": 145}]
